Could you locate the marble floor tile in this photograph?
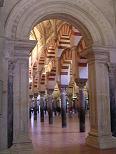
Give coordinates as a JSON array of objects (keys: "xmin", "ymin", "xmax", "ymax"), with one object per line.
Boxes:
[{"xmin": 29, "ymin": 113, "xmax": 116, "ymax": 154}]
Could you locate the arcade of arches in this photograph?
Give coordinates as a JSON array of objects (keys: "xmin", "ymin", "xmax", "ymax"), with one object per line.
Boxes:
[{"xmin": 0, "ymin": 0, "xmax": 116, "ymax": 154}]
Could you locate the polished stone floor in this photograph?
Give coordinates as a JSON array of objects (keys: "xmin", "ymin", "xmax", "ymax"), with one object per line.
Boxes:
[{"xmin": 29, "ymin": 113, "xmax": 116, "ymax": 154}]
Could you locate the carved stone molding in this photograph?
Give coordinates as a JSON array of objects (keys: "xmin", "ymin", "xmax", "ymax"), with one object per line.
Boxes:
[
  {"xmin": 86, "ymin": 45, "xmax": 110, "ymax": 64},
  {"xmin": 5, "ymin": 0, "xmax": 115, "ymax": 47},
  {"xmin": 14, "ymin": 40, "xmax": 37, "ymax": 59},
  {"xmin": 75, "ymin": 78, "xmax": 87, "ymax": 89},
  {"xmin": 108, "ymin": 63, "xmax": 116, "ymax": 76},
  {"xmin": 46, "ymin": 89, "xmax": 54, "ymax": 95},
  {"xmin": 39, "ymin": 91, "xmax": 45, "ymax": 97},
  {"xmin": 3, "ymin": 39, "xmax": 37, "ymax": 61},
  {"xmin": 8, "ymin": 60, "xmax": 16, "ymax": 77}
]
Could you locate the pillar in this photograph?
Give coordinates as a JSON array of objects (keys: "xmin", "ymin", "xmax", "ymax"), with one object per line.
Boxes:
[
  {"xmin": 109, "ymin": 63, "xmax": 116, "ymax": 137},
  {"xmin": 39, "ymin": 91, "xmax": 45, "ymax": 122},
  {"xmin": 55, "ymin": 57, "xmax": 61, "ymax": 82},
  {"xmin": 29, "ymin": 96, "xmax": 33, "ymax": 119},
  {"xmin": 7, "ymin": 60, "xmax": 15, "ymax": 148},
  {"xmin": 33, "ymin": 97, "xmax": 37, "ymax": 120},
  {"xmin": 71, "ymin": 47, "xmax": 79, "ymax": 80},
  {"xmin": 47, "ymin": 89, "xmax": 54, "ymax": 124},
  {"xmin": 75, "ymin": 79, "xmax": 87, "ymax": 132},
  {"xmin": 86, "ymin": 45, "xmax": 116, "ymax": 149},
  {"xmin": 10, "ymin": 40, "xmax": 36, "ymax": 153},
  {"xmin": 0, "ymin": 37, "xmax": 8, "ymax": 151},
  {"xmin": 60, "ymin": 86, "xmax": 67, "ymax": 128}
]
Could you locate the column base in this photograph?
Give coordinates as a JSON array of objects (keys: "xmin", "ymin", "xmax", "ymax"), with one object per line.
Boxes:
[
  {"xmin": 0, "ymin": 142, "xmax": 35, "ymax": 154},
  {"xmin": 48, "ymin": 109, "xmax": 53, "ymax": 125},
  {"xmin": 0, "ymin": 149, "xmax": 10, "ymax": 154},
  {"xmin": 10, "ymin": 142, "xmax": 35, "ymax": 154},
  {"xmin": 40, "ymin": 109, "xmax": 44, "ymax": 122},
  {"xmin": 86, "ymin": 132, "xmax": 116, "ymax": 149}
]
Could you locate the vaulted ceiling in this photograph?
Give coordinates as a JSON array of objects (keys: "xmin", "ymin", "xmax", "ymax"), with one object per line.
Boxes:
[{"xmin": 29, "ymin": 19, "xmax": 87, "ymax": 94}]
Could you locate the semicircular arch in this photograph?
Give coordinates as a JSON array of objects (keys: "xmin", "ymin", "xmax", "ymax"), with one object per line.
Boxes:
[{"xmin": 5, "ymin": 0, "xmax": 116, "ymax": 46}]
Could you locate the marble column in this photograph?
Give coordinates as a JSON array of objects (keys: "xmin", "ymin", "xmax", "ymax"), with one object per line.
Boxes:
[
  {"xmin": 86, "ymin": 46, "xmax": 116, "ymax": 149},
  {"xmin": 47, "ymin": 89, "xmax": 54, "ymax": 124},
  {"xmin": 33, "ymin": 97, "xmax": 37, "ymax": 120},
  {"xmin": 39, "ymin": 91, "xmax": 45, "ymax": 122},
  {"xmin": 109, "ymin": 63, "xmax": 116, "ymax": 137},
  {"xmin": 10, "ymin": 40, "xmax": 36, "ymax": 153},
  {"xmin": 29, "ymin": 97, "xmax": 32, "ymax": 119},
  {"xmin": 75, "ymin": 79, "xmax": 87, "ymax": 132},
  {"xmin": 60, "ymin": 86, "xmax": 67, "ymax": 128},
  {"xmin": 55, "ymin": 57, "xmax": 61, "ymax": 82},
  {"xmin": 7, "ymin": 60, "xmax": 15, "ymax": 148},
  {"xmin": 0, "ymin": 37, "xmax": 8, "ymax": 151}
]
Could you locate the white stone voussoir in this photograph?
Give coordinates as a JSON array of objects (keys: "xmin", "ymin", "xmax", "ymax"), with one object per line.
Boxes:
[{"xmin": 4, "ymin": 0, "xmax": 116, "ymax": 46}]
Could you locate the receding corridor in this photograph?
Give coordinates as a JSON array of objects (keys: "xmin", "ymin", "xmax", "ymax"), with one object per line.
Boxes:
[
  {"xmin": 1, "ymin": 1, "xmax": 116, "ymax": 153},
  {"xmin": 29, "ymin": 113, "xmax": 116, "ymax": 154}
]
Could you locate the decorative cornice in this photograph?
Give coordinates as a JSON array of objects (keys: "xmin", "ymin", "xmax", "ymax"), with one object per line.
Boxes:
[
  {"xmin": 14, "ymin": 39, "xmax": 37, "ymax": 57},
  {"xmin": 14, "ymin": 40, "xmax": 37, "ymax": 50},
  {"xmin": 81, "ymin": 45, "xmax": 110, "ymax": 63},
  {"xmin": 82, "ymin": 44, "xmax": 116, "ymax": 55},
  {"xmin": 3, "ymin": 38, "xmax": 37, "ymax": 59}
]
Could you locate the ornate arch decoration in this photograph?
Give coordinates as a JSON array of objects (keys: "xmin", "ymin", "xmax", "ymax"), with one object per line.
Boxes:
[
  {"xmin": 60, "ymin": 48, "xmax": 71, "ymax": 76},
  {"xmin": 5, "ymin": 0, "xmax": 115, "ymax": 47},
  {"xmin": 57, "ymin": 23, "xmax": 72, "ymax": 45}
]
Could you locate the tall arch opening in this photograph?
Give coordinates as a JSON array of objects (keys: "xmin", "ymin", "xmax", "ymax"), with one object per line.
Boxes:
[
  {"xmin": 2, "ymin": 1, "xmax": 116, "ymax": 153},
  {"xmin": 28, "ymin": 19, "xmax": 90, "ymax": 152}
]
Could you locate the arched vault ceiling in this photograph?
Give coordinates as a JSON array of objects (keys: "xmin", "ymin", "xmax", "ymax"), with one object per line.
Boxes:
[
  {"xmin": 30, "ymin": 19, "xmax": 71, "ymax": 46},
  {"xmin": 29, "ymin": 19, "xmax": 88, "ymax": 92}
]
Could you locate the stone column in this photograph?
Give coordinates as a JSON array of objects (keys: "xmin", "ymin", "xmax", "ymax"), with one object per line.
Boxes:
[
  {"xmin": 71, "ymin": 47, "xmax": 79, "ymax": 80},
  {"xmin": 7, "ymin": 60, "xmax": 15, "ymax": 148},
  {"xmin": 29, "ymin": 96, "xmax": 32, "ymax": 119},
  {"xmin": 60, "ymin": 86, "xmax": 67, "ymax": 128},
  {"xmin": 39, "ymin": 91, "xmax": 45, "ymax": 122},
  {"xmin": 47, "ymin": 89, "xmax": 54, "ymax": 124},
  {"xmin": 0, "ymin": 37, "xmax": 8, "ymax": 151},
  {"xmin": 75, "ymin": 79, "xmax": 87, "ymax": 132},
  {"xmin": 33, "ymin": 97, "xmax": 37, "ymax": 120},
  {"xmin": 86, "ymin": 46, "xmax": 116, "ymax": 149},
  {"xmin": 10, "ymin": 40, "xmax": 36, "ymax": 153},
  {"xmin": 109, "ymin": 63, "xmax": 116, "ymax": 137},
  {"xmin": 55, "ymin": 57, "xmax": 61, "ymax": 82}
]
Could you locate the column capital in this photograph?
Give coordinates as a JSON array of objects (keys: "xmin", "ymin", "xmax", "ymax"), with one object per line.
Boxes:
[
  {"xmin": 39, "ymin": 91, "xmax": 45, "ymax": 96},
  {"xmin": 3, "ymin": 38, "xmax": 37, "ymax": 60},
  {"xmin": 75, "ymin": 78, "xmax": 87, "ymax": 88},
  {"xmin": 8, "ymin": 60, "xmax": 16, "ymax": 76},
  {"xmin": 46, "ymin": 89, "xmax": 54, "ymax": 95},
  {"xmin": 88, "ymin": 45, "xmax": 110, "ymax": 63},
  {"xmin": 108, "ymin": 63, "xmax": 116, "ymax": 74},
  {"xmin": 14, "ymin": 39, "xmax": 37, "ymax": 58},
  {"xmin": 70, "ymin": 46, "xmax": 77, "ymax": 51},
  {"xmin": 81, "ymin": 45, "xmax": 110, "ymax": 63},
  {"xmin": 58, "ymin": 84, "xmax": 68, "ymax": 91}
]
